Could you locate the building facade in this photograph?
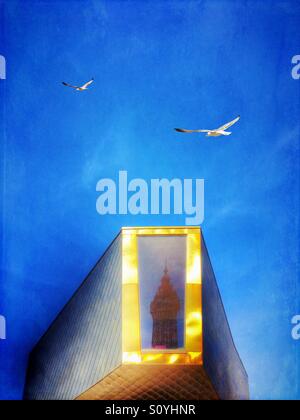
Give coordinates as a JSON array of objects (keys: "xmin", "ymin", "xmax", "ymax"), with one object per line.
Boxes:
[{"xmin": 24, "ymin": 227, "xmax": 249, "ymax": 400}]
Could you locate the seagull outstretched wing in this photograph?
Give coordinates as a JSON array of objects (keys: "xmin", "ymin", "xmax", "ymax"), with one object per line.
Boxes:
[
  {"xmin": 62, "ymin": 78, "xmax": 94, "ymax": 90},
  {"xmin": 217, "ymin": 116, "xmax": 240, "ymax": 131},
  {"xmin": 175, "ymin": 128, "xmax": 210, "ymax": 133},
  {"xmin": 81, "ymin": 78, "xmax": 94, "ymax": 89},
  {"xmin": 62, "ymin": 82, "xmax": 79, "ymax": 89}
]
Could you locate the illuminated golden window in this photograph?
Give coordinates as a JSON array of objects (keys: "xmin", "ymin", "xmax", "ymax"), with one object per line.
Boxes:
[{"xmin": 122, "ymin": 227, "xmax": 202, "ymax": 365}]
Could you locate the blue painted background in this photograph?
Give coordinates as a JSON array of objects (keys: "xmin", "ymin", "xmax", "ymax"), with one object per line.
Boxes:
[{"xmin": 0, "ymin": 0, "xmax": 299, "ymax": 399}]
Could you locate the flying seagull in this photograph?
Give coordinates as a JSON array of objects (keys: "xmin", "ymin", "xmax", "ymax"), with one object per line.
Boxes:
[
  {"xmin": 175, "ymin": 116, "xmax": 240, "ymax": 137},
  {"xmin": 62, "ymin": 78, "xmax": 94, "ymax": 91}
]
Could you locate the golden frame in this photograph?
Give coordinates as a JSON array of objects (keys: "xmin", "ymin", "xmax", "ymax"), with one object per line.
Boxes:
[{"xmin": 122, "ymin": 227, "xmax": 202, "ymax": 365}]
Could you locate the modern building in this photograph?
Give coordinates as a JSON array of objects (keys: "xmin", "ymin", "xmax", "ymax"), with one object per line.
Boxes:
[{"xmin": 24, "ymin": 227, "xmax": 249, "ymax": 400}]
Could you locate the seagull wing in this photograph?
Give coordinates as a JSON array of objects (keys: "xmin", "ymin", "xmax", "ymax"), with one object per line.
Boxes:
[
  {"xmin": 62, "ymin": 82, "xmax": 79, "ymax": 89},
  {"xmin": 175, "ymin": 128, "xmax": 210, "ymax": 133},
  {"xmin": 80, "ymin": 78, "xmax": 94, "ymax": 89},
  {"xmin": 217, "ymin": 116, "xmax": 240, "ymax": 131}
]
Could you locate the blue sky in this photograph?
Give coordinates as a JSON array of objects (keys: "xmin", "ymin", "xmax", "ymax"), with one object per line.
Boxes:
[{"xmin": 0, "ymin": 0, "xmax": 299, "ymax": 400}]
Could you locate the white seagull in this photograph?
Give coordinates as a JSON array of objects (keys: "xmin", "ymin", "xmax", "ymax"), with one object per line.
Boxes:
[
  {"xmin": 62, "ymin": 78, "xmax": 94, "ymax": 91},
  {"xmin": 175, "ymin": 116, "xmax": 240, "ymax": 137}
]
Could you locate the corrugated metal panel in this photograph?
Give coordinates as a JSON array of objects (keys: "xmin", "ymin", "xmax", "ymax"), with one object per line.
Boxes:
[
  {"xmin": 24, "ymin": 235, "xmax": 122, "ymax": 400},
  {"xmin": 202, "ymin": 234, "xmax": 249, "ymax": 400}
]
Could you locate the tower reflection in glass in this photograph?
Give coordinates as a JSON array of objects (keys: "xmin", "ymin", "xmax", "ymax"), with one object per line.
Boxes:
[
  {"xmin": 150, "ymin": 265, "xmax": 180, "ymax": 349},
  {"xmin": 138, "ymin": 236, "xmax": 186, "ymax": 350}
]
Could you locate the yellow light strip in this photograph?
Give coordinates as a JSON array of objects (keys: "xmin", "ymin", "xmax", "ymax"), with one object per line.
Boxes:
[
  {"xmin": 122, "ymin": 227, "xmax": 193, "ymax": 236},
  {"xmin": 122, "ymin": 233, "xmax": 139, "ymax": 284},
  {"xmin": 187, "ymin": 233, "xmax": 201, "ymax": 285},
  {"xmin": 122, "ymin": 352, "xmax": 202, "ymax": 365},
  {"xmin": 141, "ymin": 353, "xmax": 202, "ymax": 365},
  {"xmin": 185, "ymin": 231, "xmax": 202, "ymax": 358},
  {"xmin": 122, "ymin": 232, "xmax": 141, "ymax": 357}
]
